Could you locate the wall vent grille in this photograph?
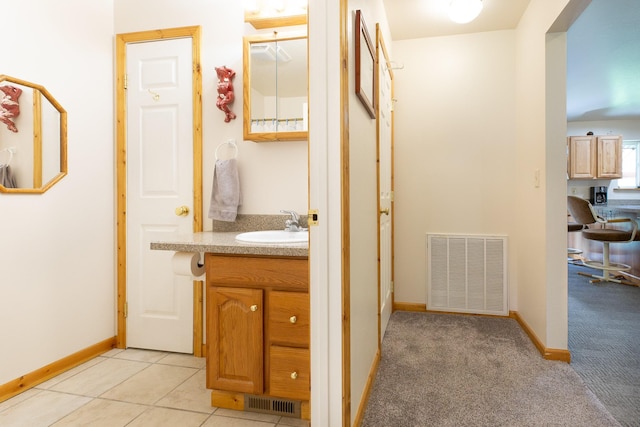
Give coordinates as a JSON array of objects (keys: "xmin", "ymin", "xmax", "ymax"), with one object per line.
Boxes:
[
  {"xmin": 244, "ymin": 394, "xmax": 301, "ymax": 418},
  {"xmin": 427, "ymin": 234, "xmax": 508, "ymax": 315}
]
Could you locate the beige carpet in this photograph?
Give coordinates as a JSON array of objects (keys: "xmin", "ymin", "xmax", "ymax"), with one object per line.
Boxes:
[
  {"xmin": 361, "ymin": 311, "xmax": 619, "ymax": 427},
  {"xmin": 568, "ymin": 263, "xmax": 640, "ymax": 427}
]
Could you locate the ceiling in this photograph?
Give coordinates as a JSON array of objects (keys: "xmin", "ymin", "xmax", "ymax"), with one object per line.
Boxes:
[
  {"xmin": 382, "ymin": 0, "xmax": 531, "ymax": 40},
  {"xmin": 381, "ymin": 0, "xmax": 640, "ymax": 122}
]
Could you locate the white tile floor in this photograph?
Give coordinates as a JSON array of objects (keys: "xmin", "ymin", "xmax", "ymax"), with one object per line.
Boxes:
[{"xmin": 0, "ymin": 349, "xmax": 310, "ymax": 427}]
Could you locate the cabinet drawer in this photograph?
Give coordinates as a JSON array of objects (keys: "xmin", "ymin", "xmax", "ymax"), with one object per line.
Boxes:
[
  {"xmin": 269, "ymin": 346, "xmax": 310, "ymax": 400},
  {"xmin": 268, "ymin": 291, "xmax": 309, "ymax": 347},
  {"xmin": 206, "ymin": 255, "xmax": 308, "ymax": 291}
]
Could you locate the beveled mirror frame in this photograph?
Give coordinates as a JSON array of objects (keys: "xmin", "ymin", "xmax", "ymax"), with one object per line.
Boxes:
[
  {"xmin": 0, "ymin": 74, "xmax": 67, "ymax": 194},
  {"xmin": 355, "ymin": 10, "xmax": 376, "ymax": 119},
  {"xmin": 243, "ymin": 31, "xmax": 308, "ymax": 142}
]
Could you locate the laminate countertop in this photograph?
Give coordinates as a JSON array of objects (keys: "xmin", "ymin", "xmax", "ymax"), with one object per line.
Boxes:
[
  {"xmin": 607, "ymin": 205, "xmax": 640, "ymax": 212},
  {"xmin": 150, "ymin": 231, "xmax": 308, "ymax": 257}
]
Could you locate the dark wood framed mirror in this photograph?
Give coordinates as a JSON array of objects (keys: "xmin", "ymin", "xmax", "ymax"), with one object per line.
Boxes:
[{"xmin": 355, "ymin": 10, "xmax": 376, "ymax": 119}]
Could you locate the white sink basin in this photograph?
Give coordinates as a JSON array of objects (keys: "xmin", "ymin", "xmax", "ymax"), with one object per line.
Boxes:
[{"xmin": 235, "ymin": 230, "xmax": 309, "ymax": 244}]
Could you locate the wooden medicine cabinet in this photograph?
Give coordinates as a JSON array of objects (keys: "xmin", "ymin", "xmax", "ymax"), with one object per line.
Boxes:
[{"xmin": 243, "ymin": 31, "xmax": 308, "ymax": 142}]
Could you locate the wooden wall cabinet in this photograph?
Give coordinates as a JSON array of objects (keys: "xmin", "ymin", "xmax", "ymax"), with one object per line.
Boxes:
[
  {"xmin": 205, "ymin": 254, "xmax": 310, "ymax": 418},
  {"xmin": 597, "ymin": 135, "xmax": 623, "ymax": 178},
  {"xmin": 567, "ymin": 135, "xmax": 622, "ymax": 179}
]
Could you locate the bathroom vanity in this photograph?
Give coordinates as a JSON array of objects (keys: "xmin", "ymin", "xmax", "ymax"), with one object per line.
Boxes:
[
  {"xmin": 150, "ymin": 229, "xmax": 309, "ymax": 419},
  {"xmin": 206, "ymin": 253, "xmax": 309, "ymax": 418}
]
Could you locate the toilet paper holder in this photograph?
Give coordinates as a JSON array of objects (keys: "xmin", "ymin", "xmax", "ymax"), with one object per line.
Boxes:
[{"xmin": 171, "ymin": 251, "xmax": 206, "ymax": 279}]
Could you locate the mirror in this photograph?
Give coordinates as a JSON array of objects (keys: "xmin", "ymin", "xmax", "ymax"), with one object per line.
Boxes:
[
  {"xmin": 0, "ymin": 75, "xmax": 67, "ymax": 194},
  {"xmin": 243, "ymin": 31, "xmax": 308, "ymax": 142}
]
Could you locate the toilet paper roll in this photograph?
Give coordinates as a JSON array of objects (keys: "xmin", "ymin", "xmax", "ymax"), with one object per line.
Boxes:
[{"xmin": 171, "ymin": 252, "xmax": 205, "ymax": 279}]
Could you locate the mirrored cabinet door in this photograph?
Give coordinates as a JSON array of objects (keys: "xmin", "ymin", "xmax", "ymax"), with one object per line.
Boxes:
[{"xmin": 243, "ymin": 32, "xmax": 307, "ymax": 142}]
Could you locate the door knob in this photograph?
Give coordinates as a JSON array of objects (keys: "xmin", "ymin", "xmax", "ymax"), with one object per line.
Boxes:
[
  {"xmin": 175, "ymin": 206, "xmax": 189, "ymax": 216},
  {"xmin": 380, "ymin": 208, "xmax": 389, "ymax": 215},
  {"xmin": 250, "ymin": 304, "xmax": 258, "ymax": 312}
]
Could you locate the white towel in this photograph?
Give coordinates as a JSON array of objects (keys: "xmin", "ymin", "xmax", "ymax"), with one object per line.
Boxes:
[{"xmin": 208, "ymin": 158, "xmax": 241, "ymax": 222}]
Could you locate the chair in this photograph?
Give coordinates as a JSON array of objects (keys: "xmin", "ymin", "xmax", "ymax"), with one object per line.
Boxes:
[
  {"xmin": 567, "ymin": 196, "xmax": 638, "ymax": 284},
  {"xmin": 567, "ymin": 219, "xmax": 584, "ymax": 261}
]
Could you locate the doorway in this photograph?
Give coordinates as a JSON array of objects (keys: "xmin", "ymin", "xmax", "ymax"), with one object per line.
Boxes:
[
  {"xmin": 562, "ymin": 1, "xmax": 640, "ymax": 422},
  {"xmin": 377, "ymin": 26, "xmax": 394, "ymax": 342},
  {"xmin": 115, "ymin": 26, "xmax": 203, "ymax": 354}
]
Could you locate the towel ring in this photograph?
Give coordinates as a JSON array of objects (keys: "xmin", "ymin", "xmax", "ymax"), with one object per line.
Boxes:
[
  {"xmin": 0, "ymin": 147, "xmax": 15, "ymax": 166},
  {"xmin": 215, "ymin": 139, "xmax": 238, "ymax": 161}
]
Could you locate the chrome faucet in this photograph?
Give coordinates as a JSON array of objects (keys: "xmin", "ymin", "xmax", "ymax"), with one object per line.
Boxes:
[{"xmin": 281, "ymin": 210, "xmax": 306, "ymax": 231}]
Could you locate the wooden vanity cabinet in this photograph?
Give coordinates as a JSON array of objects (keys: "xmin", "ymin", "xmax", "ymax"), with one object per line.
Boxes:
[
  {"xmin": 567, "ymin": 135, "xmax": 622, "ymax": 179},
  {"xmin": 205, "ymin": 254, "xmax": 310, "ymax": 415}
]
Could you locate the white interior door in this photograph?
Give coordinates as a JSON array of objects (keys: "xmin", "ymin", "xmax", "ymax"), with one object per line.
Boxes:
[
  {"xmin": 379, "ymin": 49, "xmax": 393, "ymax": 340},
  {"xmin": 126, "ymin": 37, "xmax": 194, "ymax": 353}
]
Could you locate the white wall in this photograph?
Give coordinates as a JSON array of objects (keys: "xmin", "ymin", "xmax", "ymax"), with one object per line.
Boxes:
[
  {"xmin": 347, "ymin": 0, "xmax": 391, "ymax": 423},
  {"xmin": 114, "ymin": 0, "xmax": 309, "ymax": 221},
  {"xmin": 0, "ymin": 1, "xmax": 115, "ymax": 384},
  {"xmin": 307, "ymin": 1, "xmax": 344, "ymax": 423},
  {"xmin": 545, "ymin": 30, "xmax": 571, "ymax": 352},
  {"xmin": 514, "ymin": 0, "xmax": 574, "ymax": 349},
  {"xmin": 392, "ymin": 31, "xmax": 517, "ymax": 307}
]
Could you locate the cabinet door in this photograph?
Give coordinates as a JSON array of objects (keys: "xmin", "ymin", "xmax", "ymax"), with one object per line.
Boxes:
[
  {"xmin": 207, "ymin": 286, "xmax": 263, "ymax": 393},
  {"xmin": 568, "ymin": 136, "xmax": 596, "ymax": 179},
  {"xmin": 597, "ymin": 136, "xmax": 622, "ymax": 178}
]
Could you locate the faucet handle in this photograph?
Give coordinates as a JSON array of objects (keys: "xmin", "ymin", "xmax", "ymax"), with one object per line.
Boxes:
[{"xmin": 280, "ymin": 209, "xmax": 299, "ymax": 222}]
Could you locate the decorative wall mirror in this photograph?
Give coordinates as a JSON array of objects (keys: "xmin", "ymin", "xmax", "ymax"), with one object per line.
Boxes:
[
  {"xmin": 0, "ymin": 75, "xmax": 67, "ymax": 194},
  {"xmin": 243, "ymin": 31, "xmax": 308, "ymax": 142},
  {"xmin": 355, "ymin": 10, "xmax": 376, "ymax": 119}
]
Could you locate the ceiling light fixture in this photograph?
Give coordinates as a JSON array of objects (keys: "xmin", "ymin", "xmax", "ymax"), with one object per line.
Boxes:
[
  {"xmin": 244, "ymin": 0, "xmax": 307, "ymax": 17},
  {"xmin": 449, "ymin": 0, "xmax": 483, "ymax": 24},
  {"xmin": 244, "ymin": 0, "xmax": 259, "ymax": 14}
]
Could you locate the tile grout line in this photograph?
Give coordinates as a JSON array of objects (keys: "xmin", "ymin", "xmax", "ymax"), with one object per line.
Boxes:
[{"xmin": 2, "ymin": 349, "xmax": 307, "ymax": 427}]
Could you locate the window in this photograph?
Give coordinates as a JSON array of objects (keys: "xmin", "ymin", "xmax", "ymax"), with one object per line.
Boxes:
[{"xmin": 619, "ymin": 140, "xmax": 640, "ymax": 188}]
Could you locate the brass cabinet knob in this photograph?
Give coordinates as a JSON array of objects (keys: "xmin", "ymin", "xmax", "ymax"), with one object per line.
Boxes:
[
  {"xmin": 290, "ymin": 371, "xmax": 298, "ymax": 380},
  {"xmin": 289, "ymin": 315, "xmax": 297, "ymax": 324},
  {"xmin": 250, "ymin": 304, "xmax": 258, "ymax": 312},
  {"xmin": 175, "ymin": 206, "xmax": 189, "ymax": 216},
  {"xmin": 380, "ymin": 208, "xmax": 389, "ymax": 215}
]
